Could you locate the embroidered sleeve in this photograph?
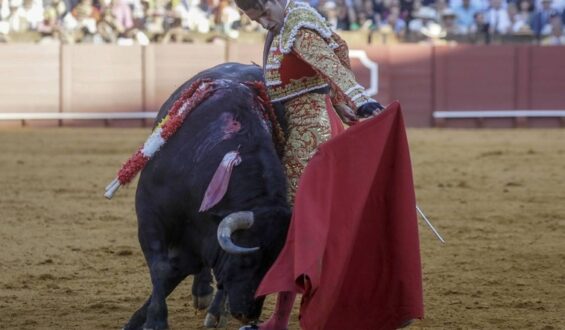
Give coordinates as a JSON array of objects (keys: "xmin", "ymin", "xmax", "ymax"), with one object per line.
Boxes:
[{"xmin": 291, "ymin": 29, "xmax": 372, "ymax": 110}]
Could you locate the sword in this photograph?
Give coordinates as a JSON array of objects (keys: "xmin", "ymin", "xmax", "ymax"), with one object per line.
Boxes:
[{"xmin": 416, "ymin": 205, "xmax": 446, "ymax": 243}]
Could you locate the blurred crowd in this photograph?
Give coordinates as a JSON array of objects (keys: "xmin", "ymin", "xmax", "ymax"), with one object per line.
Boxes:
[
  {"xmin": 323, "ymin": 0, "xmax": 565, "ymax": 44},
  {"xmin": 0, "ymin": 0, "xmax": 564, "ymax": 44}
]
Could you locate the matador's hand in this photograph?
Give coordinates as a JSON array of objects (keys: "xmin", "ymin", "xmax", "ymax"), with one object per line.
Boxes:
[
  {"xmin": 333, "ymin": 103, "xmax": 358, "ymax": 125},
  {"xmin": 356, "ymin": 101, "xmax": 385, "ymax": 118}
]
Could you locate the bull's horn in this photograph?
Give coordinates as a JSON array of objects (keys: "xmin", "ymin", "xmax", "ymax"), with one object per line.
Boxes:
[{"xmin": 217, "ymin": 211, "xmax": 260, "ymax": 254}]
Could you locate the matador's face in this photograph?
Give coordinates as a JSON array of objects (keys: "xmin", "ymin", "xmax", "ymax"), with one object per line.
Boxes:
[{"xmin": 243, "ymin": 0, "xmax": 287, "ymax": 34}]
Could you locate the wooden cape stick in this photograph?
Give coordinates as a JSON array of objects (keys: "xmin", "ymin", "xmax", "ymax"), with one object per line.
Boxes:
[{"xmin": 416, "ymin": 205, "xmax": 446, "ymax": 243}]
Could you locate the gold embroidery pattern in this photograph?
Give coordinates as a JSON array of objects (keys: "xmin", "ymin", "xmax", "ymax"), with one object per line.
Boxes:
[
  {"xmin": 279, "ymin": 1, "xmax": 333, "ymax": 54},
  {"xmin": 265, "ymin": 35, "xmax": 283, "ymax": 86},
  {"xmin": 264, "ymin": 33, "xmax": 328, "ymax": 100},
  {"xmin": 267, "ymin": 76, "xmax": 328, "ymax": 103},
  {"xmin": 293, "ymin": 29, "xmax": 371, "ymax": 109},
  {"xmin": 331, "ymin": 33, "xmax": 352, "ymax": 70},
  {"xmin": 282, "ymin": 92, "xmax": 331, "ymax": 204},
  {"xmin": 265, "ymin": 69, "xmax": 282, "ymax": 85}
]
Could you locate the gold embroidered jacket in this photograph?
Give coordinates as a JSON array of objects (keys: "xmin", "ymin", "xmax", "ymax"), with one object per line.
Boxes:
[{"xmin": 264, "ymin": 0, "xmax": 373, "ymax": 109}]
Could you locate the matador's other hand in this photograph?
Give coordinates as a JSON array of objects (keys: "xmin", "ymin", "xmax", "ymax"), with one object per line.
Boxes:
[
  {"xmin": 333, "ymin": 103, "xmax": 358, "ymax": 125},
  {"xmin": 356, "ymin": 101, "xmax": 385, "ymax": 118}
]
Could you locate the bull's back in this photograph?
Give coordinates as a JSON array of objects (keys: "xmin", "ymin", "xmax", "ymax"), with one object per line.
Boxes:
[
  {"xmin": 138, "ymin": 79, "xmax": 286, "ymax": 219},
  {"xmin": 154, "ymin": 63, "xmax": 263, "ymax": 127}
]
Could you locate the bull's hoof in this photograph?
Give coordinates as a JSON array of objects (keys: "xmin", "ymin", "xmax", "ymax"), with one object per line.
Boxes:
[
  {"xmin": 142, "ymin": 321, "xmax": 169, "ymax": 330},
  {"xmin": 193, "ymin": 292, "xmax": 214, "ymax": 310},
  {"xmin": 204, "ymin": 312, "xmax": 228, "ymax": 328}
]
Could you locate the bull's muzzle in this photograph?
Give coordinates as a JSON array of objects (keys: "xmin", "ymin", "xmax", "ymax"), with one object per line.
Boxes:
[{"xmin": 217, "ymin": 211, "xmax": 260, "ymax": 254}]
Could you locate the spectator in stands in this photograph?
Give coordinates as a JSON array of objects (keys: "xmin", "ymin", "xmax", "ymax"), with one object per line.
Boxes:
[
  {"xmin": 450, "ymin": 0, "xmax": 489, "ymax": 11},
  {"xmin": 420, "ymin": 17, "xmax": 448, "ymax": 43},
  {"xmin": 6, "ymin": 0, "xmax": 24, "ymax": 32},
  {"xmin": 541, "ymin": 11, "xmax": 565, "ymax": 42},
  {"xmin": 434, "ymin": 0, "xmax": 450, "ymax": 22},
  {"xmin": 71, "ymin": 0, "xmax": 100, "ymax": 40},
  {"xmin": 512, "ymin": 0, "xmax": 534, "ymax": 33},
  {"xmin": 530, "ymin": 0, "xmax": 558, "ymax": 38},
  {"xmin": 534, "ymin": 0, "xmax": 564, "ymax": 11},
  {"xmin": 178, "ymin": 0, "xmax": 211, "ymax": 33},
  {"xmin": 383, "ymin": 4, "xmax": 407, "ymax": 36},
  {"xmin": 37, "ymin": 5, "xmax": 69, "ymax": 43},
  {"xmin": 453, "ymin": 0, "xmax": 478, "ymax": 34},
  {"xmin": 356, "ymin": 6, "xmax": 374, "ymax": 30},
  {"xmin": 399, "ymin": 0, "xmax": 416, "ymax": 28},
  {"xmin": 0, "ymin": 0, "xmax": 9, "ymax": 41},
  {"xmin": 213, "ymin": 0, "xmax": 241, "ymax": 38},
  {"xmin": 345, "ymin": 0, "xmax": 361, "ymax": 30},
  {"xmin": 129, "ymin": 0, "xmax": 145, "ymax": 25},
  {"xmin": 112, "ymin": 0, "xmax": 134, "ymax": 31},
  {"xmin": 507, "ymin": 1, "xmax": 533, "ymax": 33},
  {"xmin": 50, "ymin": 0, "xmax": 67, "ymax": 21},
  {"xmin": 161, "ymin": 15, "xmax": 192, "ymax": 42},
  {"xmin": 469, "ymin": 11, "xmax": 490, "ymax": 42},
  {"xmin": 7, "ymin": 0, "xmax": 43, "ymax": 32},
  {"xmin": 485, "ymin": 0, "xmax": 511, "ymax": 35},
  {"xmin": 138, "ymin": 0, "xmax": 166, "ymax": 40},
  {"xmin": 441, "ymin": 9, "xmax": 460, "ymax": 35},
  {"xmin": 97, "ymin": 9, "xmax": 120, "ymax": 42},
  {"xmin": 1, "ymin": 0, "xmax": 9, "ymax": 20},
  {"xmin": 335, "ymin": 0, "xmax": 352, "ymax": 30},
  {"xmin": 22, "ymin": 0, "xmax": 43, "ymax": 29},
  {"xmin": 409, "ymin": 5, "xmax": 437, "ymax": 35},
  {"xmin": 320, "ymin": 0, "xmax": 338, "ymax": 28},
  {"xmin": 369, "ymin": 0, "xmax": 388, "ymax": 27}
]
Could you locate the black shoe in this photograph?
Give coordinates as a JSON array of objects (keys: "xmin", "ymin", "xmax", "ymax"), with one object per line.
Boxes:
[{"xmin": 239, "ymin": 325, "xmax": 259, "ymax": 330}]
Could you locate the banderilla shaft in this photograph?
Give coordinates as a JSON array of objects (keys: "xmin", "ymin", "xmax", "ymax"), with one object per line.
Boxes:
[{"xmin": 416, "ymin": 205, "xmax": 446, "ymax": 244}]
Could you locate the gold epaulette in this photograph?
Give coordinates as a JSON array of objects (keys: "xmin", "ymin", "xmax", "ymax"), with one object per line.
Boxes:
[{"xmin": 278, "ymin": 1, "xmax": 338, "ymax": 54}]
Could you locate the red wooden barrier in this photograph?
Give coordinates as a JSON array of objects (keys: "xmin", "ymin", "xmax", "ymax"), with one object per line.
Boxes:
[{"xmin": 0, "ymin": 44, "xmax": 564, "ymax": 128}]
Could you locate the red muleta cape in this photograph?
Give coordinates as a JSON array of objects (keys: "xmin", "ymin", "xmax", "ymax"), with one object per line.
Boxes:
[{"xmin": 256, "ymin": 102, "xmax": 424, "ymax": 330}]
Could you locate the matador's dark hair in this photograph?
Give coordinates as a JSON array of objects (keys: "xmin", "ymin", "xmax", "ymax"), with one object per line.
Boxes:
[{"xmin": 234, "ymin": 0, "xmax": 273, "ymax": 10}]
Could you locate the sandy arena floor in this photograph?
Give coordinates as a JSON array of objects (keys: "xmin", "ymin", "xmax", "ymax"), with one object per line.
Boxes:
[{"xmin": 0, "ymin": 127, "xmax": 563, "ymax": 330}]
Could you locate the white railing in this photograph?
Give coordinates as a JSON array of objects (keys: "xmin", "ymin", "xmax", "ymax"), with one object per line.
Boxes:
[
  {"xmin": 0, "ymin": 112, "xmax": 157, "ymax": 121},
  {"xmin": 433, "ymin": 110, "xmax": 565, "ymax": 119}
]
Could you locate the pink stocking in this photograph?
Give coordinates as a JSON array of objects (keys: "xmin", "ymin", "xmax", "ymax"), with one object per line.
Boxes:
[{"xmin": 259, "ymin": 291, "xmax": 296, "ymax": 330}]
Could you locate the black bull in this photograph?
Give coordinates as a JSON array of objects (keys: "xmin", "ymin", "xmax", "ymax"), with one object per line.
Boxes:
[{"xmin": 123, "ymin": 63, "xmax": 291, "ymax": 329}]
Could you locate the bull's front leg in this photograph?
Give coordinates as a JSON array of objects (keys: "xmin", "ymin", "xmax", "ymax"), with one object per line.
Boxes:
[
  {"xmin": 132, "ymin": 220, "xmax": 196, "ymax": 330},
  {"xmin": 124, "ymin": 256, "xmax": 188, "ymax": 330},
  {"xmin": 204, "ymin": 284, "xmax": 229, "ymax": 328},
  {"xmin": 143, "ymin": 252, "xmax": 189, "ymax": 330},
  {"xmin": 192, "ymin": 267, "xmax": 215, "ymax": 310},
  {"xmin": 136, "ymin": 259, "xmax": 171, "ymax": 330}
]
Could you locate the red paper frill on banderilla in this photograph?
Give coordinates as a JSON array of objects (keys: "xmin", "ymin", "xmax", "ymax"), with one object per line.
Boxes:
[
  {"xmin": 104, "ymin": 79, "xmax": 215, "ymax": 200},
  {"xmin": 106, "ymin": 79, "xmax": 283, "ymax": 210},
  {"xmin": 255, "ymin": 101, "xmax": 424, "ymax": 330},
  {"xmin": 117, "ymin": 150, "xmax": 150, "ymax": 185}
]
